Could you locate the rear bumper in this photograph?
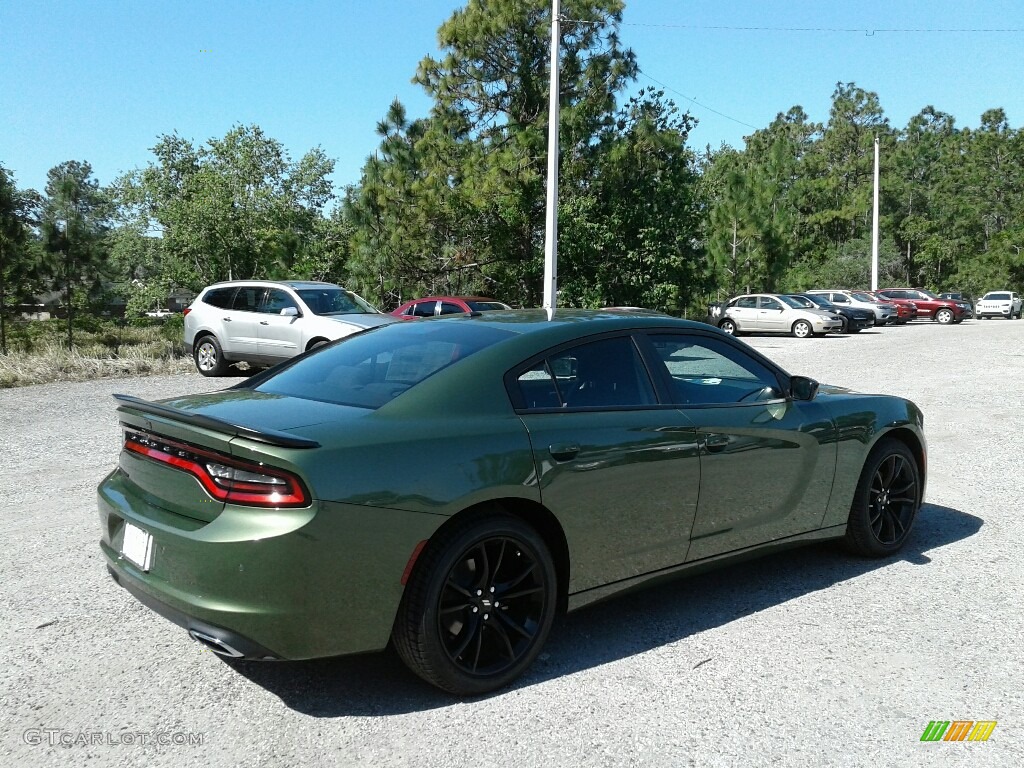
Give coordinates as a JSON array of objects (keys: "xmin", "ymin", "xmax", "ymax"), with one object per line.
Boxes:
[{"xmin": 98, "ymin": 469, "xmax": 444, "ymax": 660}]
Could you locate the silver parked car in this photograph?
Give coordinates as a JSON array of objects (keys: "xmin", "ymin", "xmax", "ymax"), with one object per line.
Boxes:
[
  {"xmin": 806, "ymin": 290, "xmax": 897, "ymax": 326},
  {"xmin": 718, "ymin": 294, "xmax": 843, "ymax": 338},
  {"xmin": 183, "ymin": 280, "xmax": 396, "ymax": 376},
  {"xmin": 975, "ymin": 291, "xmax": 1022, "ymax": 319}
]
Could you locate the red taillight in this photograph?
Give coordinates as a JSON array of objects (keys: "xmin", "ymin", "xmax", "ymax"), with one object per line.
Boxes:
[
  {"xmin": 123, "ymin": 429, "xmax": 310, "ymax": 508},
  {"xmin": 182, "ymin": 308, "xmax": 191, "ymax": 316}
]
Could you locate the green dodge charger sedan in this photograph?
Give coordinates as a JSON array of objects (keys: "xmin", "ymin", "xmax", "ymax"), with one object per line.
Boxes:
[{"xmin": 98, "ymin": 310, "xmax": 925, "ymax": 695}]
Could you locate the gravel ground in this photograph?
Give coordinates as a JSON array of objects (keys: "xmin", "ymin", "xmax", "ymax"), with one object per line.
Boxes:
[{"xmin": 1, "ymin": 319, "xmax": 1021, "ymax": 767}]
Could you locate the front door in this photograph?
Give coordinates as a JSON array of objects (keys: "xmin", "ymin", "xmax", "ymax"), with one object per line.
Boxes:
[
  {"xmin": 640, "ymin": 332, "xmax": 837, "ymax": 562},
  {"xmin": 256, "ymin": 288, "xmax": 303, "ymax": 361}
]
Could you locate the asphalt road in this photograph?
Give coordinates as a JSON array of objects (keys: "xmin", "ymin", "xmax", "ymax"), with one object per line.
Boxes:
[{"xmin": 1, "ymin": 318, "xmax": 1021, "ymax": 767}]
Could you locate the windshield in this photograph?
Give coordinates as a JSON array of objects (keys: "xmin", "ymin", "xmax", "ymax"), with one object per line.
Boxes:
[
  {"xmin": 851, "ymin": 292, "xmax": 877, "ymax": 303},
  {"xmin": 983, "ymin": 292, "xmax": 1010, "ymax": 300},
  {"xmin": 918, "ymin": 289, "xmax": 938, "ymax": 299},
  {"xmin": 776, "ymin": 295, "xmax": 804, "ymax": 309},
  {"xmin": 255, "ymin": 321, "xmax": 515, "ymax": 409},
  {"xmin": 297, "ymin": 287, "xmax": 379, "ymax": 315},
  {"xmin": 799, "ymin": 294, "xmax": 832, "ymax": 309}
]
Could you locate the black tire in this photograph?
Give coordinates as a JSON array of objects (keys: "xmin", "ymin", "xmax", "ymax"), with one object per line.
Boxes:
[
  {"xmin": 392, "ymin": 512, "xmax": 558, "ymax": 696},
  {"xmin": 719, "ymin": 318, "xmax": 737, "ymax": 335},
  {"xmin": 838, "ymin": 315, "xmax": 849, "ymax": 334},
  {"xmin": 935, "ymin": 308, "xmax": 954, "ymax": 324},
  {"xmin": 844, "ymin": 438, "xmax": 921, "ymax": 557},
  {"xmin": 193, "ymin": 335, "xmax": 228, "ymax": 377},
  {"xmin": 792, "ymin": 319, "xmax": 813, "ymax": 338},
  {"xmin": 307, "ymin": 338, "xmax": 330, "ymax": 351}
]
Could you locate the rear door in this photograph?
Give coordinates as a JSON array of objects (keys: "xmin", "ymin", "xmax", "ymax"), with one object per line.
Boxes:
[
  {"xmin": 221, "ymin": 286, "xmax": 264, "ymax": 356},
  {"xmin": 727, "ymin": 296, "xmax": 759, "ymax": 330},
  {"xmin": 513, "ymin": 334, "xmax": 700, "ymax": 592}
]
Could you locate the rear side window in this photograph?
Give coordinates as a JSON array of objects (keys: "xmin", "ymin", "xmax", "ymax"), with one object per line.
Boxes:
[
  {"xmin": 412, "ymin": 302, "xmax": 437, "ymax": 318},
  {"xmin": 255, "ymin": 322, "xmax": 515, "ymax": 409},
  {"xmin": 231, "ymin": 287, "xmax": 264, "ymax": 312},
  {"xmin": 202, "ymin": 287, "xmax": 236, "ymax": 309},
  {"xmin": 512, "ymin": 336, "xmax": 656, "ymax": 410}
]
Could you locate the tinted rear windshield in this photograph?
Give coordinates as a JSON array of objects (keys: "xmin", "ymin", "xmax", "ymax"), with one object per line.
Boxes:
[{"xmin": 255, "ymin": 322, "xmax": 515, "ymax": 409}]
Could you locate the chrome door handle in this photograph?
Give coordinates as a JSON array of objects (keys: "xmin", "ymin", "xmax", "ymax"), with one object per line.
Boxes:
[
  {"xmin": 703, "ymin": 434, "xmax": 730, "ymax": 453},
  {"xmin": 260, "ymin": 321, "xmax": 269, "ymax": 325},
  {"xmin": 548, "ymin": 443, "xmax": 580, "ymax": 462},
  {"xmin": 222, "ymin": 317, "xmax": 232, "ymax": 322}
]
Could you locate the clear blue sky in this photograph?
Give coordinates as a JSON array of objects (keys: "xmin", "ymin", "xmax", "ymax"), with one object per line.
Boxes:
[{"xmin": 3, "ymin": 0, "xmax": 1023, "ymax": 199}]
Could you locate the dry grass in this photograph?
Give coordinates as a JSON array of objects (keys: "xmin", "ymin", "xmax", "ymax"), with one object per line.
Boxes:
[{"xmin": 0, "ymin": 319, "xmax": 195, "ymax": 388}]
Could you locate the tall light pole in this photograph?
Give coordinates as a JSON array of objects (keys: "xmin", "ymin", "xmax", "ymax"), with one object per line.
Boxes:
[
  {"xmin": 871, "ymin": 135, "xmax": 880, "ymax": 291},
  {"xmin": 542, "ymin": 0, "xmax": 560, "ymax": 311}
]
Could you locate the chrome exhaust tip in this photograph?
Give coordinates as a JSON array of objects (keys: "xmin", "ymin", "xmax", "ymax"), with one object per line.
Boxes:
[{"xmin": 189, "ymin": 629, "xmax": 245, "ymax": 658}]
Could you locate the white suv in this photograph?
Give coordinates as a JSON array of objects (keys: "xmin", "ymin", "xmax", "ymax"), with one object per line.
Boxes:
[
  {"xmin": 975, "ymin": 291, "xmax": 1022, "ymax": 320},
  {"xmin": 183, "ymin": 280, "xmax": 395, "ymax": 376}
]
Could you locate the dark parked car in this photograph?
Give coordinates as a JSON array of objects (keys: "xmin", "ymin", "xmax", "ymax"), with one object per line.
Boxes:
[
  {"xmin": 99, "ymin": 310, "xmax": 925, "ymax": 695},
  {"xmin": 875, "ymin": 288, "xmax": 967, "ymax": 324},
  {"xmin": 786, "ymin": 294, "xmax": 874, "ymax": 333},
  {"xmin": 391, "ymin": 296, "xmax": 511, "ymax": 319}
]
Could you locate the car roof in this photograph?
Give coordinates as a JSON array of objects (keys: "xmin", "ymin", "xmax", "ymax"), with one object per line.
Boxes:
[
  {"xmin": 399, "ymin": 295, "xmax": 504, "ymax": 303},
  {"xmin": 203, "ymin": 280, "xmax": 342, "ymax": 290}
]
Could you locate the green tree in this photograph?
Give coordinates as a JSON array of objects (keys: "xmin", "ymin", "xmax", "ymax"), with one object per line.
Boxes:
[
  {"xmin": 348, "ymin": 0, "xmax": 638, "ymax": 307},
  {"xmin": 559, "ymin": 88, "xmax": 703, "ymax": 312},
  {"xmin": 1, "ymin": 166, "xmax": 44, "ymax": 353},
  {"xmin": 41, "ymin": 161, "xmax": 110, "ymax": 348},
  {"xmin": 116, "ymin": 125, "xmax": 335, "ymax": 292}
]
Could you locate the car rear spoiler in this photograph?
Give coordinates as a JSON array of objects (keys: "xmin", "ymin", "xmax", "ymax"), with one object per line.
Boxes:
[{"xmin": 113, "ymin": 394, "xmax": 321, "ymax": 449}]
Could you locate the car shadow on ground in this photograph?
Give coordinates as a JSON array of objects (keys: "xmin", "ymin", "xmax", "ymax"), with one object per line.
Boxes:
[{"xmin": 226, "ymin": 502, "xmax": 979, "ymax": 716}]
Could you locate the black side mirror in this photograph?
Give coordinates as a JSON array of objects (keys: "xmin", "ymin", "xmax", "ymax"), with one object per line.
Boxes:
[{"xmin": 790, "ymin": 375, "xmax": 819, "ymax": 401}]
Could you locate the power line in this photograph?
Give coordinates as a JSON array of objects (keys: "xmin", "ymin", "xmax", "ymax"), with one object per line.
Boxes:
[
  {"xmin": 563, "ymin": 17, "xmax": 1024, "ymax": 35},
  {"xmin": 620, "ymin": 23, "xmax": 1024, "ymax": 35},
  {"xmin": 637, "ymin": 68, "xmax": 759, "ymax": 131}
]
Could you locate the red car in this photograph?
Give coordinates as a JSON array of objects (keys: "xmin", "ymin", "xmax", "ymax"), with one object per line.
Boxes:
[
  {"xmin": 864, "ymin": 291, "xmax": 918, "ymax": 324},
  {"xmin": 875, "ymin": 288, "xmax": 967, "ymax": 324},
  {"xmin": 391, "ymin": 296, "xmax": 512, "ymax": 319}
]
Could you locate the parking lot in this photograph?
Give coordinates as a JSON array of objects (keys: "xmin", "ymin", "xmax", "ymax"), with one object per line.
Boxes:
[{"xmin": 1, "ymin": 318, "xmax": 1021, "ymax": 767}]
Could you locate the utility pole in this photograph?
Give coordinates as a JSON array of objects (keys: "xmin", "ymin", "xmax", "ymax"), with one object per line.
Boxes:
[
  {"xmin": 871, "ymin": 135, "xmax": 880, "ymax": 291},
  {"xmin": 542, "ymin": 0, "xmax": 560, "ymax": 311}
]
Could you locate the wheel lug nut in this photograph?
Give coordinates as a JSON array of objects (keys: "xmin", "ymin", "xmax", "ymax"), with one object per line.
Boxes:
[
  {"xmin": 489, "ymin": 586, "xmax": 495, "ymax": 593},
  {"xmin": 476, "ymin": 590, "xmax": 482, "ymax": 596},
  {"xmin": 483, "ymin": 614, "xmax": 489, "ymax": 620},
  {"xmin": 472, "ymin": 606, "xmax": 478, "ymax": 613}
]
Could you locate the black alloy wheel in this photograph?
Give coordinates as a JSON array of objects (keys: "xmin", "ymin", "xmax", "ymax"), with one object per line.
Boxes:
[
  {"xmin": 844, "ymin": 438, "xmax": 921, "ymax": 557},
  {"xmin": 393, "ymin": 513, "xmax": 557, "ymax": 696}
]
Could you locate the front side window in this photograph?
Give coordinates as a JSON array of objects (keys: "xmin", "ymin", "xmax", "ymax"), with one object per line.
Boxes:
[
  {"xmin": 439, "ymin": 302, "xmax": 466, "ymax": 315},
  {"xmin": 647, "ymin": 334, "xmax": 783, "ymax": 406},
  {"xmin": 412, "ymin": 302, "xmax": 437, "ymax": 318},
  {"xmin": 261, "ymin": 289, "xmax": 299, "ymax": 314},
  {"xmin": 759, "ymin": 297, "xmax": 783, "ymax": 311},
  {"xmin": 831, "ymin": 293, "xmax": 850, "ymax": 304}
]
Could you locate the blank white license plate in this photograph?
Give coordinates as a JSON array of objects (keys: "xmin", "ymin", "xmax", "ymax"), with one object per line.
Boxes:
[{"xmin": 122, "ymin": 522, "xmax": 154, "ymax": 572}]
